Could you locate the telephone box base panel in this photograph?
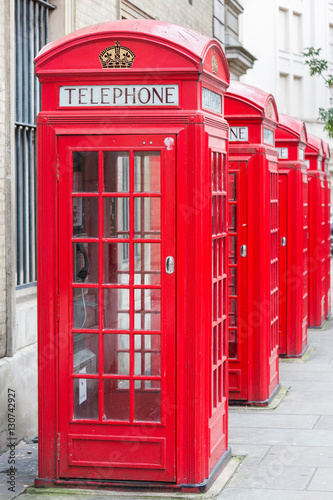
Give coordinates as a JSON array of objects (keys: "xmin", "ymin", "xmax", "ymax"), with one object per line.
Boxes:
[
  {"xmin": 308, "ymin": 320, "xmax": 326, "ymax": 329},
  {"xmin": 279, "ymin": 344, "xmax": 308, "ymax": 359},
  {"xmin": 34, "ymin": 448, "xmax": 231, "ymax": 494},
  {"xmin": 229, "ymin": 384, "xmax": 281, "ymax": 408}
]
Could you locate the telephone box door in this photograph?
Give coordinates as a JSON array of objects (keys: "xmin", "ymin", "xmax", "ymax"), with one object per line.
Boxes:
[
  {"xmin": 279, "ymin": 174, "xmax": 288, "ymax": 355},
  {"xmin": 228, "ymin": 162, "xmax": 248, "ymax": 400},
  {"xmin": 58, "ymin": 134, "xmax": 176, "ymax": 482}
]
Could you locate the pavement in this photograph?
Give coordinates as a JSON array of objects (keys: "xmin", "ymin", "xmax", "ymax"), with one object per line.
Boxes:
[{"xmin": 1, "ymin": 321, "xmax": 333, "ymax": 499}]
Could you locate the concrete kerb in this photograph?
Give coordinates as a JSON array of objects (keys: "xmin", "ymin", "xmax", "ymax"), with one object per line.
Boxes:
[{"xmin": 23, "ymin": 457, "xmax": 242, "ymax": 500}]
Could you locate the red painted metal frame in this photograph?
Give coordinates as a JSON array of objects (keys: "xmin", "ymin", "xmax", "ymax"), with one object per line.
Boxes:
[
  {"xmin": 36, "ymin": 20, "xmax": 230, "ymax": 490},
  {"xmin": 275, "ymin": 114, "xmax": 308, "ymax": 357},
  {"xmin": 306, "ymin": 134, "xmax": 326, "ymax": 327},
  {"xmin": 225, "ymin": 82, "xmax": 280, "ymax": 405},
  {"xmin": 322, "ymin": 141, "xmax": 331, "ymax": 319}
]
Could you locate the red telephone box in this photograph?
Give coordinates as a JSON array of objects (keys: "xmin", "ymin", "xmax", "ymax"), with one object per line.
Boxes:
[
  {"xmin": 275, "ymin": 114, "xmax": 308, "ymax": 357},
  {"xmin": 224, "ymin": 81, "xmax": 280, "ymax": 405},
  {"xmin": 322, "ymin": 141, "xmax": 331, "ymax": 319},
  {"xmin": 306, "ymin": 134, "xmax": 326, "ymax": 327},
  {"xmin": 35, "ymin": 20, "xmax": 231, "ymax": 490}
]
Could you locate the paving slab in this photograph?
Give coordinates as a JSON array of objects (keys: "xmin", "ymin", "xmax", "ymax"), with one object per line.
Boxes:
[
  {"xmin": 308, "ymin": 467, "xmax": 333, "ymax": 491},
  {"xmin": 314, "ymin": 415, "xmax": 333, "ymax": 430},
  {"xmin": 224, "ymin": 445, "xmax": 270, "ymax": 467},
  {"xmin": 228, "ymin": 412, "xmax": 319, "ymax": 429},
  {"xmin": 273, "ymin": 400, "xmax": 333, "ymax": 416},
  {"xmin": 280, "ymin": 390, "xmax": 333, "ymax": 402},
  {"xmin": 218, "ymin": 488, "xmax": 333, "ymax": 499},
  {"xmin": 229, "ymin": 427, "xmax": 333, "ymax": 447},
  {"xmin": 0, "ymin": 441, "xmax": 38, "ymax": 500},
  {"xmin": 260, "ymin": 445, "xmax": 333, "ymax": 468},
  {"xmin": 225, "ymin": 463, "xmax": 315, "ymax": 490}
]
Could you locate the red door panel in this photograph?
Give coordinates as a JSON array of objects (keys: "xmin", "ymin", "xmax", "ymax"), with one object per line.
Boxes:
[
  {"xmin": 279, "ymin": 174, "xmax": 288, "ymax": 355},
  {"xmin": 58, "ymin": 134, "xmax": 176, "ymax": 482},
  {"xmin": 228, "ymin": 162, "xmax": 248, "ymax": 400}
]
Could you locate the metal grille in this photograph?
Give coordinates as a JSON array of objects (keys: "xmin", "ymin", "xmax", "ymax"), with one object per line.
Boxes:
[{"xmin": 15, "ymin": 0, "xmax": 55, "ymax": 288}]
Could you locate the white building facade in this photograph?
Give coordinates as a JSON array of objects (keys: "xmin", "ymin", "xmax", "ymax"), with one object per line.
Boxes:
[{"xmin": 239, "ymin": 0, "xmax": 333, "ymax": 193}]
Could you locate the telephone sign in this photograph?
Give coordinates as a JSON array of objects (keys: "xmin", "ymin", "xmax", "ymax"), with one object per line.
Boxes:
[{"xmin": 229, "ymin": 126, "xmax": 248, "ymax": 141}]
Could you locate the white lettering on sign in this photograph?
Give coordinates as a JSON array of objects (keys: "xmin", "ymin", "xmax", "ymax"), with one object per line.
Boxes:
[
  {"xmin": 304, "ymin": 159, "xmax": 310, "ymax": 169},
  {"xmin": 299, "ymin": 148, "xmax": 305, "ymax": 161},
  {"xmin": 229, "ymin": 126, "xmax": 248, "ymax": 142},
  {"xmin": 278, "ymin": 147, "xmax": 288, "ymax": 159},
  {"xmin": 264, "ymin": 128, "xmax": 274, "ymax": 145},
  {"xmin": 202, "ymin": 87, "xmax": 222, "ymax": 114},
  {"xmin": 59, "ymin": 85, "xmax": 179, "ymax": 107}
]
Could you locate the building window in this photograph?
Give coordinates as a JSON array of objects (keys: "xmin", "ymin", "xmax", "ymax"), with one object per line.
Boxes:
[
  {"xmin": 279, "ymin": 8, "xmax": 289, "ymax": 51},
  {"xmin": 279, "ymin": 73, "xmax": 289, "ymax": 114},
  {"xmin": 15, "ymin": 0, "xmax": 55, "ymax": 288},
  {"xmin": 292, "ymin": 76, "xmax": 303, "ymax": 117},
  {"xmin": 292, "ymin": 12, "xmax": 302, "ymax": 54},
  {"xmin": 329, "ymin": 25, "xmax": 333, "ymax": 63}
]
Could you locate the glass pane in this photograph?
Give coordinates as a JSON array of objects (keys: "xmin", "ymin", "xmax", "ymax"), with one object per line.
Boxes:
[
  {"xmin": 134, "ymin": 152, "xmax": 161, "ymax": 193},
  {"xmin": 104, "ymin": 152, "xmax": 129, "ymax": 193},
  {"xmin": 73, "ymin": 242, "xmax": 99, "ymax": 283},
  {"xmin": 73, "ymin": 288, "xmax": 99, "ymax": 329},
  {"xmin": 73, "ymin": 379, "xmax": 99, "ymax": 419},
  {"xmin": 104, "ymin": 334, "xmax": 130, "ymax": 375},
  {"xmin": 104, "ymin": 379, "xmax": 129, "ymax": 421},
  {"xmin": 104, "ymin": 197, "xmax": 129, "ymax": 238},
  {"xmin": 229, "ymin": 235, "xmax": 237, "ymax": 264},
  {"xmin": 134, "ymin": 289, "xmax": 161, "ymax": 330},
  {"xmin": 73, "ymin": 333, "xmax": 99, "ymax": 374},
  {"xmin": 134, "ymin": 243, "xmax": 161, "ymax": 285},
  {"xmin": 73, "ymin": 151, "xmax": 99, "ymax": 193},
  {"xmin": 229, "ymin": 204, "xmax": 237, "ymax": 232},
  {"xmin": 228, "ymin": 267, "xmax": 237, "ymax": 296},
  {"xmin": 103, "ymin": 288, "xmax": 130, "ymax": 330},
  {"xmin": 103, "ymin": 243, "xmax": 129, "ymax": 284},
  {"xmin": 229, "ymin": 172, "xmax": 237, "ymax": 201},
  {"xmin": 134, "ymin": 381, "xmax": 161, "ymax": 422},
  {"xmin": 134, "ymin": 197, "xmax": 161, "ymax": 239},
  {"xmin": 134, "ymin": 335, "xmax": 161, "ymax": 376},
  {"xmin": 73, "ymin": 197, "xmax": 98, "ymax": 238}
]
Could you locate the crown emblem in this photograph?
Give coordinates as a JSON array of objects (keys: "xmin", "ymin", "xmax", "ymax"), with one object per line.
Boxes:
[
  {"xmin": 99, "ymin": 41, "xmax": 135, "ymax": 69},
  {"xmin": 212, "ymin": 52, "xmax": 218, "ymax": 75}
]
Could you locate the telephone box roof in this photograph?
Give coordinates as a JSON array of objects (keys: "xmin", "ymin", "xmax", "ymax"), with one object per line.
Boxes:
[
  {"xmin": 322, "ymin": 140, "xmax": 331, "ymax": 160},
  {"xmin": 306, "ymin": 133, "xmax": 323, "ymax": 156},
  {"xmin": 276, "ymin": 113, "xmax": 308, "ymax": 143},
  {"xmin": 35, "ymin": 19, "xmax": 229, "ymax": 82},
  {"xmin": 225, "ymin": 81, "xmax": 279, "ymax": 122}
]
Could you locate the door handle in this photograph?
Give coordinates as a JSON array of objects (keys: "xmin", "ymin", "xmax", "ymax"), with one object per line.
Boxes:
[
  {"xmin": 281, "ymin": 237, "xmax": 287, "ymax": 247},
  {"xmin": 165, "ymin": 256, "xmax": 175, "ymax": 274},
  {"xmin": 240, "ymin": 245, "xmax": 247, "ymax": 257}
]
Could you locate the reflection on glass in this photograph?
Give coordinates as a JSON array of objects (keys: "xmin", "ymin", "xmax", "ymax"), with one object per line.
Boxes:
[
  {"xmin": 73, "ymin": 378, "xmax": 99, "ymax": 419},
  {"xmin": 103, "ymin": 243, "xmax": 129, "ymax": 284},
  {"xmin": 134, "ymin": 381, "xmax": 161, "ymax": 422},
  {"xmin": 134, "ymin": 197, "xmax": 161, "ymax": 239},
  {"xmin": 73, "ymin": 242, "xmax": 98, "ymax": 283},
  {"xmin": 73, "ymin": 288, "xmax": 99, "ymax": 329},
  {"xmin": 73, "ymin": 333, "xmax": 99, "ymax": 374},
  {"xmin": 103, "ymin": 288, "xmax": 130, "ymax": 330},
  {"xmin": 134, "ymin": 243, "xmax": 161, "ymax": 285},
  {"xmin": 134, "ymin": 289, "xmax": 161, "ymax": 330},
  {"xmin": 134, "ymin": 152, "xmax": 161, "ymax": 193},
  {"xmin": 229, "ymin": 172, "xmax": 237, "ymax": 201},
  {"xmin": 104, "ymin": 334, "xmax": 130, "ymax": 375},
  {"xmin": 229, "ymin": 204, "xmax": 237, "ymax": 232},
  {"xmin": 104, "ymin": 152, "xmax": 129, "ymax": 193},
  {"xmin": 104, "ymin": 197, "xmax": 129, "ymax": 238},
  {"xmin": 73, "ymin": 151, "xmax": 99, "ymax": 193},
  {"xmin": 104, "ymin": 379, "xmax": 130, "ymax": 421},
  {"xmin": 73, "ymin": 197, "xmax": 99, "ymax": 238}
]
